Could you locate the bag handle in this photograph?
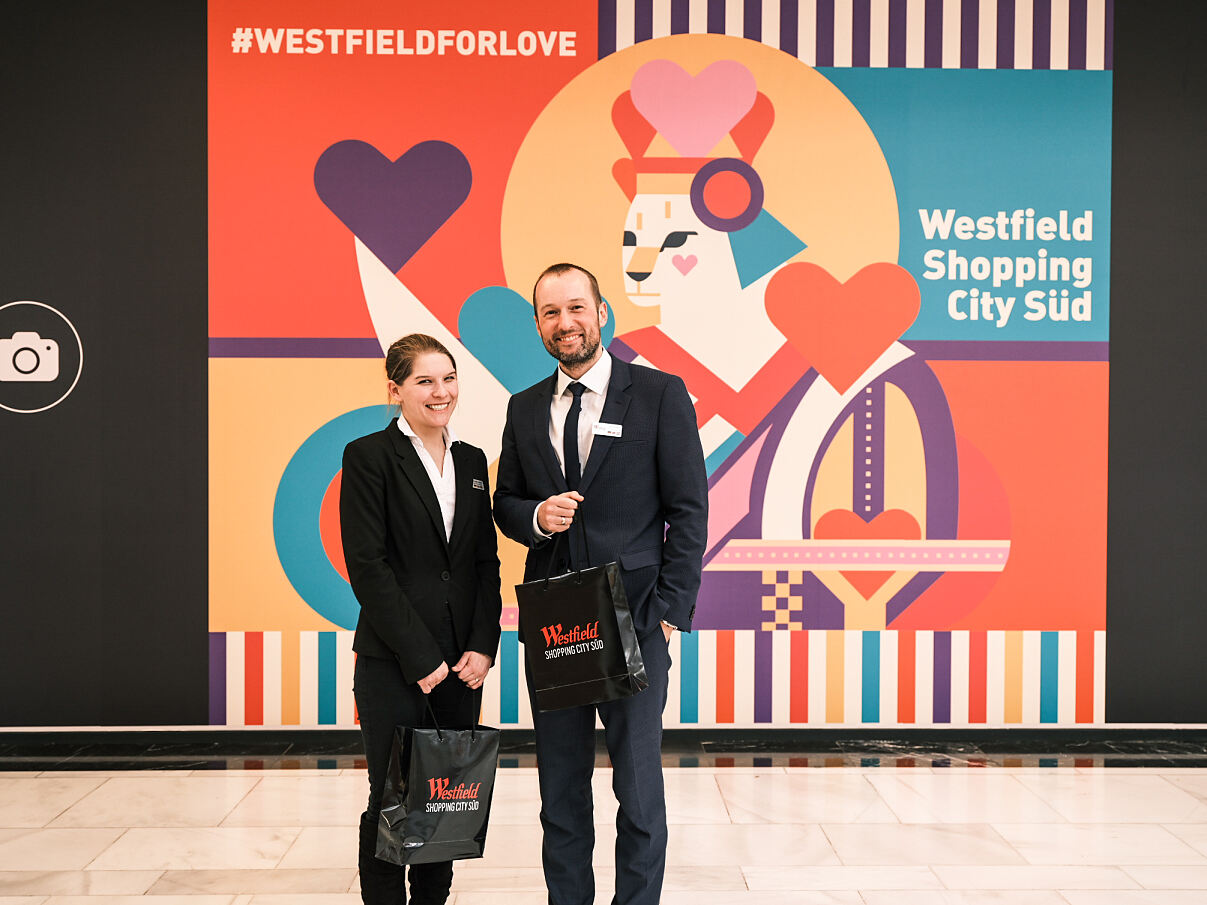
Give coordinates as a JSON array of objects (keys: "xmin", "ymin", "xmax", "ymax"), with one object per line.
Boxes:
[
  {"xmin": 423, "ymin": 684, "xmax": 483, "ymax": 741},
  {"xmin": 541, "ymin": 502, "xmax": 592, "ymax": 583}
]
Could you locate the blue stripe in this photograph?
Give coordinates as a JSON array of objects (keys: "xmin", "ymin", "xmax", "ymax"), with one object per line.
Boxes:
[
  {"xmin": 862, "ymin": 631, "xmax": 880, "ymax": 722},
  {"xmin": 679, "ymin": 630, "xmax": 699, "ymax": 723},
  {"xmin": 1040, "ymin": 631, "xmax": 1060, "ymax": 723},
  {"xmin": 705, "ymin": 431, "xmax": 745, "ymax": 476},
  {"xmin": 500, "ymin": 630, "xmax": 520, "ymax": 724},
  {"xmin": 318, "ymin": 632, "xmax": 337, "ymax": 725}
]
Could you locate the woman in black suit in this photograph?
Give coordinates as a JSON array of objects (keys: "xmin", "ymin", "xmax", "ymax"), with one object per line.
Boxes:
[{"xmin": 340, "ymin": 333, "xmax": 502, "ymax": 905}]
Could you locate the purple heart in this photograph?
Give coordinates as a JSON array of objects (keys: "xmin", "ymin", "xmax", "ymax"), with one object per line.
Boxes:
[{"xmin": 314, "ymin": 140, "xmax": 471, "ymax": 273}]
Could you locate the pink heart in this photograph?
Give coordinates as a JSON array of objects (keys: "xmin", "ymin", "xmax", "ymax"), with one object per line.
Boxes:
[
  {"xmin": 630, "ymin": 60, "xmax": 757, "ymax": 158},
  {"xmin": 672, "ymin": 254, "xmax": 697, "ymax": 275}
]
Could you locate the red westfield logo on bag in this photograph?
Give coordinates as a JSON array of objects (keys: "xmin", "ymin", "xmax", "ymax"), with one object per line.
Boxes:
[
  {"xmin": 428, "ymin": 777, "xmax": 482, "ymax": 801},
  {"xmin": 540, "ymin": 621, "xmax": 600, "ymax": 647}
]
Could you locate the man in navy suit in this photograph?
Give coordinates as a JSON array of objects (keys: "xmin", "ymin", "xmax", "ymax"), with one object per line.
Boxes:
[{"xmin": 494, "ymin": 263, "xmax": 707, "ymax": 905}]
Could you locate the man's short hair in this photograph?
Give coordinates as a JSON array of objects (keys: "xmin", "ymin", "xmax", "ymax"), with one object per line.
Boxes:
[{"xmin": 532, "ymin": 262, "xmax": 603, "ymax": 308}]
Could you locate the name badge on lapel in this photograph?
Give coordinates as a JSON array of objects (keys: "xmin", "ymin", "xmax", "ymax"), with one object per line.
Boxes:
[
  {"xmin": 593, "ymin": 422, "xmax": 622, "ymax": 438},
  {"xmin": 472, "ymin": 478, "xmax": 486, "ymax": 491}
]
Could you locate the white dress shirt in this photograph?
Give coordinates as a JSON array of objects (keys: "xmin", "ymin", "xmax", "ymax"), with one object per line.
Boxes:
[
  {"xmin": 532, "ymin": 352, "xmax": 613, "ymax": 538},
  {"xmin": 397, "ymin": 415, "xmax": 457, "ymax": 541}
]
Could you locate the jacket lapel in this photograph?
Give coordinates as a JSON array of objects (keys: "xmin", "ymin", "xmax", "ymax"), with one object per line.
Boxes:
[
  {"xmin": 577, "ymin": 355, "xmax": 632, "ymax": 495},
  {"xmin": 533, "ymin": 371, "xmax": 569, "ymax": 492},
  {"xmin": 448, "ymin": 441, "xmax": 475, "ymax": 547},
  {"xmin": 388, "ymin": 427, "xmax": 449, "ymax": 554}
]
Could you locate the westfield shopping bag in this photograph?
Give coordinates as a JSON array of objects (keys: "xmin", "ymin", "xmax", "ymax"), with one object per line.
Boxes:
[
  {"xmin": 376, "ymin": 695, "xmax": 499, "ymax": 866},
  {"xmin": 514, "ymin": 523, "xmax": 649, "ymax": 711}
]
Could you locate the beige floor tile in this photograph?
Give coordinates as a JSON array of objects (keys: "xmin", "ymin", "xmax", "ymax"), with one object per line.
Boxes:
[
  {"xmin": 42, "ymin": 898, "xmax": 235, "ymax": 905},
  {"xmin": 661, "ymin": 894, "xmax": 862, "ymax": 905},
  {"xmin": 0, "ymin": 830, "xmax": 124, "ymax": 872},
  {"xmin": 1121, "ymin": 866, "xmax": 1207, "ymax": 889},
  {"xmin": 866, "ymin": 773, "xmax": 1065, "ymax": 824},
  {"xmin": 221, "ymin": 776, "xmax": 363, "ymax": 827},
  {"xmin": 275, "ymin": 828, "xmax": 356, "ymax": 870},
  {"xmin": 148, "ymin": 869, "xmax": 356, "ymax": 895},
  {"xmin": 993, "ymin": 823, "xmax": 1206, "ymax": 865},
  {"xmin": 0, "ymin": 871, "xmax": 160, "ymax": 896},
  {"xmin": 1063, "ymin": 892, "xmax": 1207, "ymax": 904},
  {"xmin": 1015, "ymin": 774, "xmax": 1207, "ymax": 823},
  {"xmin": 934, "ymin": 865, "xmax": 1141, "ymax": 889},
  {"xmin": 742, "ymin": 865, "xmax": 942, "ymax": 890},
  {"xmin": 245, "ymin": 896, "xmax": 362, "ymax": 905},
  {"xmin": 862, "ymin": 893, "xmax": 1069, "ymax": 905},
  {"xmin": 667, "ymin": 823, "xmax": 838, "ymax": 866},
  {"xmin": 0, "ymin": 898, "xmax": 48, "ymax": 904},
  {"xmin": 50, "ymin": 776, "xmax": 261, "ymax": 828},
  {"xmin": 823, "ymin": 823, "xmax": 1024, "ymax": 866},
  {"xmin": 88, "ymin": 828, "xmax": 299, "ymax": 871},
  {"xmin": 445, "ymin": 866, "xmax": 547, "ymax": 891},
  {"xmin": 0, "ymin": 780, "xmax": 106, "ymax": 829},
  {"xmin": 1164, "ymin": 822, "xmax": 1207, "ymax": 857},
  {"xmin": 718, "ymin": 773, "xmax": 898, "ymax": 824}
]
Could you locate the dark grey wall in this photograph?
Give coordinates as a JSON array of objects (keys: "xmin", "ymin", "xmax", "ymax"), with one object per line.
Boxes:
[
  {"xmin": 0, "ymin": 1, "xmax": 1202, "ymax": 725},
  {"xmin": 0, "ymin": 3, "xmax": 208, "ymax": 725}
]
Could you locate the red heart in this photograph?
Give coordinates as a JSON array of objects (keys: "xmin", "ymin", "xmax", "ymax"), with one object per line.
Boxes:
[
  {"xmin": 765, "ymin": 262, "xmax": 920, "ymax": 393},
  {"xmin": 814, "ymin": 509, "xmax": 921, "ymax": 599}
]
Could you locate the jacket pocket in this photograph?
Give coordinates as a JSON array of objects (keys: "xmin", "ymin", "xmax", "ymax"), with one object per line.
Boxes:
[{"xmin": 619, "ymin": 546, "xmax": 661, "ymax": 570}]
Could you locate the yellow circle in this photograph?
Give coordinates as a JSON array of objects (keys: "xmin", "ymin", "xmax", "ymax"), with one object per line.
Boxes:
[{"xmin": 501, "ymin": 34, "xmax": 899, "ymax": 333}]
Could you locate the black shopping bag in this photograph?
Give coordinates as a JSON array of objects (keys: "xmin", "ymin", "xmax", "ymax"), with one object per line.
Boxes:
[
  {"xmin": 515, "ymin": 524, "xmax": 649, "ymax": 711},
  {"xmin": 376, "ymin": 695, "xmax": 500, "ymax": 866}
]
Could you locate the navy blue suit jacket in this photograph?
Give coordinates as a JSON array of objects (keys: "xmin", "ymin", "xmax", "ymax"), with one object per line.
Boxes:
[{"xmin": 494, "ymin": 354, "xmax": 708, "ymax": 636}]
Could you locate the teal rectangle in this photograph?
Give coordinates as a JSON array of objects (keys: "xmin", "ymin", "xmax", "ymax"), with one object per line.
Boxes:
[
  {"xmin": 862, "ymin": 631, "xmax": 880, "ymax": 723},
  {"xmin": 679, "ymin": 630, "xmax": 699, "ymax": 724},
  {"xmin": 318, "ymin": 632, "xmax": 337, "ymax": 725},
  {"xmin": 1040, "ymin": 631, "xmax": 1060, "ymax": 723},
  {"xmin": 500, "ymin": 630, "xmax": 519, "ymax": 724}
]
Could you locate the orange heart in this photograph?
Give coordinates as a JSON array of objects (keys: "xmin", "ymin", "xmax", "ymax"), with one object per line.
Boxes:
[
  {"xmin": 765, "ymin": 262, "xmax": 920, "ymax": 393},
  {"xmin": 814, "ymin": 509, "xmax": 921, "ymax": 599}
]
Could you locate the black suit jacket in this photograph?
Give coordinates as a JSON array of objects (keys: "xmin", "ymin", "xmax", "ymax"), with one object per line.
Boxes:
[
  {"xmin": 340, "ymin": 424, "xmax": 502, "ymax": 684},
  {"xmin": 494, "ymin": 354, "xmax": 708, "ymax": 636}
]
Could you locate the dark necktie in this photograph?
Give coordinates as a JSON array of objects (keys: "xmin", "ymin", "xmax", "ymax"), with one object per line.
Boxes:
[{"xmin": 563, "ymin": 381, "xmax": 586, "ymax": 490}]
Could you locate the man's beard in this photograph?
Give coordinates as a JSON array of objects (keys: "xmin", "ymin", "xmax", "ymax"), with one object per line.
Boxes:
[{"xmin": 545, "ymin": 329, "xmax": 600, "ymax": 367}]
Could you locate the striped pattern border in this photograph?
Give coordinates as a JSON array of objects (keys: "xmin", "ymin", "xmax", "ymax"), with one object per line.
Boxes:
[
  {"xmin": 211, "ymin": 628, "xmax": 1105, "ymax": 728},
  {"xmin": 599, "ymin": 0, "xmax": 1113, "ymax": 70}
]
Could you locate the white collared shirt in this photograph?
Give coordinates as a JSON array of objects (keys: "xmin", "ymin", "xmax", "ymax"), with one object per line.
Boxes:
[
  {"xmin": 549, "ymin": 351, "xmax": 612, "ymax": 474},
  {"xmin": 396, "ymin": 416, "xmax": 457, "ymax": 541},
  {"xmin": 531, "ymin": 352, "xmax": 613, "ymax": 539}
]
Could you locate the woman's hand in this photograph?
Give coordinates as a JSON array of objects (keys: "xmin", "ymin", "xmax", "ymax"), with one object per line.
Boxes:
[
  {"xmin": 417, "ymin": 661, "xmax": 449, "ymax": 694},
  {"xmin": 451, "ymin": 650, "xmax": 492, "ymax": 689}
]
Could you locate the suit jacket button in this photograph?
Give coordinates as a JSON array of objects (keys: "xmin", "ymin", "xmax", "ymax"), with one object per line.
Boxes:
[{"xmin": 441, "ymin": 570, "xmax": 451, "ymax": 581}]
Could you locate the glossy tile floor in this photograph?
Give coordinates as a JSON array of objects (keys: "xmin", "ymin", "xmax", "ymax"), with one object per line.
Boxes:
[{"xmin": 3, "ymin": 757, "xmax": 1207, "ymax": 904}]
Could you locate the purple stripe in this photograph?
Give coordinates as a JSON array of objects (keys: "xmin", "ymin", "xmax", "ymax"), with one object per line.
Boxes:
[
  {"xmin": 707, "ymin": 0, "xmax": 725, "ymax": 33},
  {"xmin": 933, "ymin": 631, "xmax": 952, "ymax": 723},
  {"xmin": 924, "ymin": 0, "xmax": 943, "ymax": 67},
  {"xmin": 816, "ymin": 0, "xmax": 835, "ymax": 66},
  {"xmin": 1104, "ymin": 0, "xmax": 1113, "ymax": 68},
  {"xmin": 780, "ymin": 0, "xmax": 799, "ymax": 57},
  {"xmin": 745, "ymin": 0, "xmax": 762, "ymax": 42},
  {"xmin": 997, "ymin": 0, "xmax": 1015, "ymax": 69},
  {"xmin": 754, "ymin": 629, "xmax": 774, "ymax": 723},
  {"xmin": 209, "ymin": 337, "xmax": 382, "ymax": 358},
  {"xmin": 1068, "ymin": 0, "xmax": 1087, "ymax": 69},
  {"xmin": 598, "ymin": 0, "xmax": 617, "ymax": 58},
  {"xmin": 852, "ymin": 0, "xmax": 871, "ymax": 67},
  {"xmin": 907, "ymin": 340, "xmax": 1109, "ymax": 362},
  {"xmin": 635, "ymin": 0, "xmax": 654, "ymax": 42},
  {"xmin": 671, "ymin": 0, "xmax": 690, "ymax": 34},
  {"xmin": 1033, "ymin": 0, "xmax": 1051, "ymax": 69},
  {"xmin": 209, "ymin": 633, "xmax": 226, "ymax": 725},
  {"xmin": 888, "ymin": 0, "xmax": 907, "ymax": 67},
  {"xmin": 961, "ymin": 0, "xmax": 978, "ymax": 68}
]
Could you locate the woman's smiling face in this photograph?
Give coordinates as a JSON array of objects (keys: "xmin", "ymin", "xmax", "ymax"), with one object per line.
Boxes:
[{"xmin": 389, "ymin": 351, "xmax": 458, "ymax": 434}]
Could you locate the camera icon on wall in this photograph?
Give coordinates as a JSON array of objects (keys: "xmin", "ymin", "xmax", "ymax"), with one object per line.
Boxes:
[{"xmin": 0, "ymin": 332, "xmax": 61, "ymax": 382}]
